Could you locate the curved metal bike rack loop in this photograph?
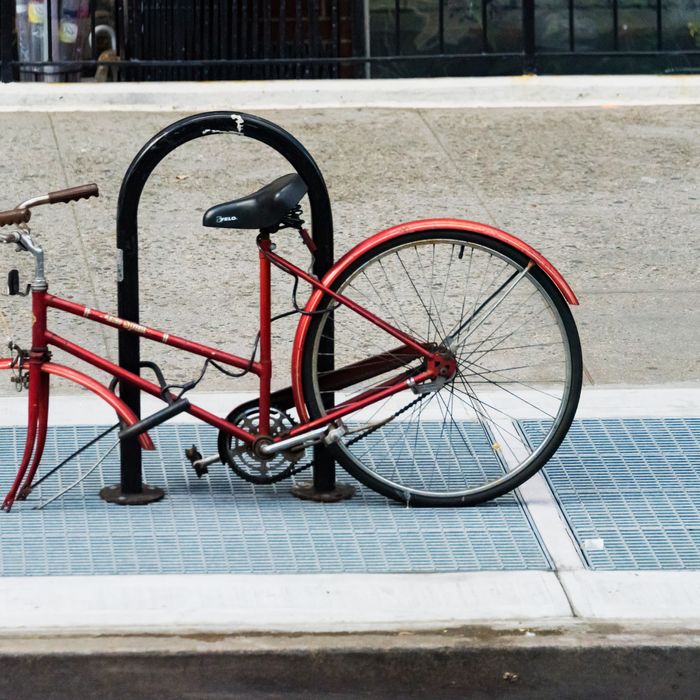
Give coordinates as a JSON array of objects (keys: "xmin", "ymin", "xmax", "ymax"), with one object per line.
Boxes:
[{"xmin": 107, "ymin": 111, "xmax": 353, "ymax": 505}]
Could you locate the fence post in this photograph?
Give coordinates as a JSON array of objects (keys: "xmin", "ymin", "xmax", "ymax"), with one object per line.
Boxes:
[
  {"xmin": 522, "ymin": 0, "xmax": 536, "ymax": 74},
  {"xmin": 353, "ymin": 0, "xmax": 370, "ymax": 79},
  {"xmin": 0, "ymin": 0, "xmax": 14, "ymax": 83}
]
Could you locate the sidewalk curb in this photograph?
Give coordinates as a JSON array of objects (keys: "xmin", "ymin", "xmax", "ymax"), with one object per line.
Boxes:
[
  {"xmin": 0, "ymin": 75, "xmax": 699, "ymax": 112},
  {"xmin": 0, "ymin": 625, "xmax": 699, "ymax": 699}
]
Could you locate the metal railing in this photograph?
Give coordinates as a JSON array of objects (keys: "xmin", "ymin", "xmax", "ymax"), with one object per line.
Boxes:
[{"xmin": 1, "ymin": 0, "xmax": 698, "ymax": 83}]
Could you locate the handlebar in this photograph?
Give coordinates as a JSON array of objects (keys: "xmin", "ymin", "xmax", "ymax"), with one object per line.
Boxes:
[
  {"xmin": 47, "ymin": 183, "xmax": 99, "ymax": 205},
  {"xmin": 0, "ymin": 208, "xmax": 30, "ymax": 228},
  {"xmin": 0, "ymin": 183, "xmax": 99, "ymax": 228}
]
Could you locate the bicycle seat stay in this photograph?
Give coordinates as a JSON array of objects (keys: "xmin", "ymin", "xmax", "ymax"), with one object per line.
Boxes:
[{"xmin": 203, "ymin": 173, "xmax": 307, "ymax": 230}]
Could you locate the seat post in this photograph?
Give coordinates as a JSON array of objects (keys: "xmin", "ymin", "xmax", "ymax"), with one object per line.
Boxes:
[{"xmin": 257, "ymin": 232, "xmax": 273, "ymax": 437}]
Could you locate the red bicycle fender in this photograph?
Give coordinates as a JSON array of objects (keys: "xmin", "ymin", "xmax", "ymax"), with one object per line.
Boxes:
[
  {"xmin": 290, "ymin": 218, "xmax": 579, "ymax": 422},
  {"xmin": 0, "ymin": 359, "xmax": 155, "ymax": 451}
]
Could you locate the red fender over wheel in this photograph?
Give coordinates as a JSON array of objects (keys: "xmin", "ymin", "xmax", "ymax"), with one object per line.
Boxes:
[
  {"xmin": 290, "ymin": 218, "xmax": 579, "ymax": 422},
  {"xmin": 0, "ymin": 358, "xmax": 155, "ymax": 451}
]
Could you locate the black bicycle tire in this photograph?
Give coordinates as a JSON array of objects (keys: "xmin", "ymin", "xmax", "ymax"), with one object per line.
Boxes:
[{"xmin": 300, "ymin": 229, "xmax": 582, "ymax": 507}]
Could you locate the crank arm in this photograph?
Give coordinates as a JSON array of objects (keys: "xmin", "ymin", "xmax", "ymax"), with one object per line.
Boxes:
[
  {"xmin": 258, "ymin": 424, "xmax": 345, "ymax": 457},
  {"xmin": 184, "ymin": 445, "xmax": 220, "ymax": 477},
  {"xmin": 194, "ymin": 454, "xmax": 220, "ymax": 470}
]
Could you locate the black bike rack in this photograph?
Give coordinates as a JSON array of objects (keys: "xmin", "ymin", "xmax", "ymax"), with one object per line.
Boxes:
[{"xmin": 102, "ymin": 111, "xmax": 354, "ymax": 505}]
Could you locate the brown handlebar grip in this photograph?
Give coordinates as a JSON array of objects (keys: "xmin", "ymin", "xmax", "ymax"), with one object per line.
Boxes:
[
  {"xmin": 47, "ymin": 183, "xmax": 99, "ymax": 204},
  {"xmin": 0, "ymin": 208, "xmax": 31, "ymax": 227}
]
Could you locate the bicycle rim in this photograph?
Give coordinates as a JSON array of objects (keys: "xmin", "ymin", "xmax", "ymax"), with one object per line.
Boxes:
[{"xmin": 301, "ymin": 230, "xmax": 582, "ymax": 506}]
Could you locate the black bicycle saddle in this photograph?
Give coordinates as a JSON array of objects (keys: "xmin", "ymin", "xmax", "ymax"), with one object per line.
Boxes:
[{"xmin": 202, "ymin": 173, "xmax": 307, "ymax": 230}]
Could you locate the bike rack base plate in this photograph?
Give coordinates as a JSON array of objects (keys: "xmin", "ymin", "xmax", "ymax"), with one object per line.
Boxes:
[
  {"xmin": 99, "ymin": 483, "xmax": 165, "ymax": 505},
  {"xmin": 290, "ymin": 481, "xmax": 356, "ymax": 503}
]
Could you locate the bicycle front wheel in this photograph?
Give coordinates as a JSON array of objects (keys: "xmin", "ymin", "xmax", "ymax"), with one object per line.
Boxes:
[{"xmin": 301, "ymin": 229, "xmax": 582, "ymax": 506}]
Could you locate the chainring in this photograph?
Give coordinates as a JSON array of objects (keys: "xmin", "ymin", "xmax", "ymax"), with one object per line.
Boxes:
[{"xmin": 217, "ymin": 404, "xmax": 310, "ymax": 485}]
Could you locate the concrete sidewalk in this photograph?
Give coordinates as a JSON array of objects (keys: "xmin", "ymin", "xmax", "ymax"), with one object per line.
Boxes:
[
  {"xmin": 0, "ymin": 91, "xmax": 698, "ymax": 395},
  {"xmin": 2, "ymin": 75, "xmax": 700, "ymax": 111}
]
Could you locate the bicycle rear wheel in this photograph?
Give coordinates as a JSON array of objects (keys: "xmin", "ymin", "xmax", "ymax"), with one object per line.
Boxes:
[{"xmin": 301, "ymin": 229, "xmax": 582, "ymax": 506}]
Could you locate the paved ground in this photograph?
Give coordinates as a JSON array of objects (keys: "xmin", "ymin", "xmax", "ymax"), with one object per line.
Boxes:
[
  {"xmin": 0, "ymin": 81, "xmax": 698, "ymax": 695},
  {"xmin": 0, "ymin": 102, "xmax": 698, "ymax": 395}
]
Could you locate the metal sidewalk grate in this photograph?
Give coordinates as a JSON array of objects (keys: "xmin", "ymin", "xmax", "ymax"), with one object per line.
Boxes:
[
  {"xmin": 0, "ymin": 423, "xmax": 549, "ymax": 576},
  {"xmin": 521, "ymin": 418, "xmax": 700, "ymax": 570},
  {"xmin": 347, "ymin": 420, "xmax": 510, "ymax": 493}
]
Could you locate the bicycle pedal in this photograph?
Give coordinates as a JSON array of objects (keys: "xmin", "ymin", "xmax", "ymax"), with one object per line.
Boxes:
[
  {"xmin": 192, "ymin": 463, "xmax": 209, "ymax": 478},
  {"xmin": 184, "ymin": 444, "xmax": 208, "ymax": 477}
]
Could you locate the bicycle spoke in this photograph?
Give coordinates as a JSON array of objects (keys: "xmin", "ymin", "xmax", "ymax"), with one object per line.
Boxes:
[
  {"xmin": 450, "ymin": 263, "xmax": 534, "ymax": 348},
  {"xmin": 350, "ymin": 273, "xmax": 424, "ymax": 344},
  {"xmin": 378, "ymin": 258, "xmax": 423, "ymax": 340},
  {"xmin": 447, "ymin": 378, "xmax": 532, "ymax": 458},
  {"xmin": 434, "ymin": 388, "xmax": 478, "ymax": 464},
  {"xmin": 450, "ymin": 375, "xmax": 547, "ymax": 438},
  {"xmin": 413, "ymin": 243, "xmax": 449, "ymax": 343},
  {"xmin": 447, "ymin": 381, "xmax": 525, "ymax": 470},
  {"xmin": 459, "ymin": 357, "xmax": 566, "ymax": 402},
  {"xmin": 395, "ymin": 249, "xmax": 444, "ymax": 344},
  {"xmin": 304, "ymin": 233, "xmax": 580, "ymax": 504},
  {"xmin": 460, "ymin": 340, "xmax": 563, "ymax": 354},
  {"xmin": 458, "ymin": 296, "xmax": 548, "ymax": 366},
  {"xmin": 450, "ymin": 258, "xmax": 536, "ymax": 358},
  {"xmin": 437, "ymin": 244, "xmax": 457, "ymax": 324}
]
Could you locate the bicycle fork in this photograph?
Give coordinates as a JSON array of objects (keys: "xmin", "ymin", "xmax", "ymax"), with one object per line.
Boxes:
[{"xmin": 3, "ymin": 289, "xmax": 51, "ymax": 511}]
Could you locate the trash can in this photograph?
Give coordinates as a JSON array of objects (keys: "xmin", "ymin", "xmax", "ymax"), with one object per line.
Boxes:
[{"xmin": 16, "ymin": 0, "xmax": 90, "ymax": 82}]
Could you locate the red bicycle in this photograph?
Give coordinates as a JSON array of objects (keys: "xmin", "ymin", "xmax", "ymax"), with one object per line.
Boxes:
[{"xmin": 0, "ymin": 176, "xmax": 582, "ymax": 511}]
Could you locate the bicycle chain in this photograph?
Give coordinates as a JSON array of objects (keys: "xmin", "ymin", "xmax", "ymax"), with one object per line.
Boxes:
[
  {"xmin": 345, "ymin": 393, "xmax": 427, "ymax": 447},
  {"xmin": 227, "ymin": 449, "xmax": 315, "ymax": 485},
  {"xmin": 229, "ymin": 394, "xmax": 427, "ymax": 485}
]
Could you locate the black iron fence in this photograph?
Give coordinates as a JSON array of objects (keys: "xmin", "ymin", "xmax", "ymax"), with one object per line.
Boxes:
[
  {"xmin": 119, "ymin": 1, "xmax": 361, "ymax": 80},
  {"xmin": 1, "ymin": 0, "xmax": 698, "ymax": 83}
]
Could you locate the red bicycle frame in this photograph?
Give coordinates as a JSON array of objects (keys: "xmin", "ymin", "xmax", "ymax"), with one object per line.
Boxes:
[
  {"xmin": 1, "ymin": 233, "xmax": 438, "ymax": 510},
  {"xmin": 1, "ymin": 213, "xmax": 579, "ymax": 512}
]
